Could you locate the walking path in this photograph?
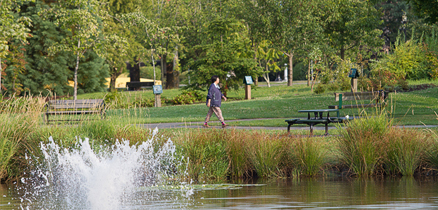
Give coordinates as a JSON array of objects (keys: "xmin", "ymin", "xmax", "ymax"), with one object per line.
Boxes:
[{"xmin": 138, "ymin": 118, "xmax": 437, "ymax": 132}]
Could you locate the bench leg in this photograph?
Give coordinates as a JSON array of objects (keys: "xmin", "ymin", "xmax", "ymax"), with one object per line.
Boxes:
[
  {"xmin": 324, "ymin": 123, "xmax": 329, "ymax": 136},
  {"xmin": 287, "ymin": 124, "xmax": 292, "ymax": 134},
  {"xmin": 309, "ymin": 124, "xmax": 314, "ymax": 136}
]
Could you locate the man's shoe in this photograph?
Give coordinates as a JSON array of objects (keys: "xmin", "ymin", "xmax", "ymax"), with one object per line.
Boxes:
[
  {"xmin": 203, "ymin": 124, "xmax": 210, "ymax": 128},
  {"xmin": 222, "ymin": 124, "xmax": 228, "ymax": 128}
]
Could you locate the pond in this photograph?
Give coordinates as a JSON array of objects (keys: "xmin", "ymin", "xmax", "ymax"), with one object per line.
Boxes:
[{"xmin": 2, "ymin": 177, "xmax": 438, "ymax": 209}]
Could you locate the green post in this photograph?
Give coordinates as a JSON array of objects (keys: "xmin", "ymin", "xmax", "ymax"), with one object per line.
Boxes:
[{"xmin": 339, "ymin": 93, "xmax": 343, "ymax": 109}]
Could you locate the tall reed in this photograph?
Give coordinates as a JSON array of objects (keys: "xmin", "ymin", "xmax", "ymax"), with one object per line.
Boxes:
[
  {"xmin": 225, "ymin": 130, "xmax": 253, "ymax": 178},
  {"xmin": 245, "ymin": 132, "xmax": 286, "ymax": 177},
  {"xmin": 384, "ymin": 128, "xmax": 429, "ymax": 176},
  {"xmin": 172, "ymin": 129, "xmax": 229, "ymax": 182},
  {"xmin": 291, "ymin": 136, "xmax": 330, "ymax": 176},
  {"xmin": 0, "ymin": 96, "xmax": 45, "ymax": 180},
  {"xmin": 336, "ymin": 113, "xmax": 391, "ymax": 176}
]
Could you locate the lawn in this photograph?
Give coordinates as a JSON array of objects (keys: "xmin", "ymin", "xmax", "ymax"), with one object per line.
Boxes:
[{"xmin": 75, "ymin": 80, "xmax": 438, "ymax": 127}]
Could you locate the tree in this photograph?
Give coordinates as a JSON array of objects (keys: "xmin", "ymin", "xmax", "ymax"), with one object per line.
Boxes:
[
  {"xmin": 104, "ymin": 0, "xmax": 150, "ymax": 91},
  {"xmin": 187, "ymin": 17, "xmax": 262, "ymax": 94},
  {"xmin": 43, "ymin": 0, "xmax": 107, "ymax": 100},
  {"xmin": 256, "ymin": 40, "xmax": 281, "ymax": 87},
  {"xmin": 408, "ymin": 0, "xmax": 438, "ymax": 24},
  {"xmin": 321, "ymin": 0, "xmax": 383, "ymax": 60},
  {"xmin": 0, "ymin": 0, "xmax": 31, "ymax": 94},
  {"xmin": 263, "ymin": 0, "xmax": 325, "ymax": 86}
]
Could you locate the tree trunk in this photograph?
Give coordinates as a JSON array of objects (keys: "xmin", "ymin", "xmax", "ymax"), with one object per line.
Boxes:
[
  {"xmin": 74, "ymin": 40, "xmax": 81, "ymax": 100},
  {"xmin": 263, "ymin": 73, "xmax": 270, "ymax": 87},
  {"xmin": 288, "ymin": 51, "xmax": 293, "ymax": 86},
  {"xmin": 110, "ymin": 70, "xmax": 117, "ymax": 91},
  {"xmin": 0, "ymin": 57, "xmax": 2, "ymax": 95},
  {"xmin": 166, "ymin": 61, "xmax": 175, "ymax": 89},
  {"xmin": 263, "ymin": 64, "xmax": 270, "ymax": 87},
  {"xmin": 340, "ymin": 44, "xmax": 345, "ymax": 60},
  {"xmin": 161, "ymin": 54, "xmax": 167, "ymax": 88},
  {"xmin": 307, "ymin": 60, "xmax": 311, "ymax": 86}
]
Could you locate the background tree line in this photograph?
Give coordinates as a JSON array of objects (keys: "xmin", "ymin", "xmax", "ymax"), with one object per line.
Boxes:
[{"xmin": 0, "ymin": 0, "xmax": 437, "ymax": 98}]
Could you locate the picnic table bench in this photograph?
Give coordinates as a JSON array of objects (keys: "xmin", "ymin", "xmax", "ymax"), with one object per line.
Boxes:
[
  {"xmin": 44, "ymin": 99, "xmax": 106, "ymax": 123},
  {"xmin": 285, "ymin": 109, "xmax": 347, "ymax": 136},
  {"xmin": 328, "ymin": 91, "xmax": 388, "ymax": 109}
]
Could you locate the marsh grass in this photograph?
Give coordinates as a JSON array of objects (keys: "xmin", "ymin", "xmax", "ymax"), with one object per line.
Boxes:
[
  {"xmin": 336, "ymin": 112, "xmax": 391, "ymax": 176},
  {"xmin": 245, "ymin": 132, "xmax": 287, "ymax": 178},
  {"xmin": 384, "ymin": 129, "xmax": 429, "ymax": 176},
  {"xmin": 292, "ymin": 137, "xmax": 330, "ymax": 176},
  {"xmin": 0, "ymin": 96, "xmax": 45, "ymax": 179},
  {"xmin": 172, "ymin": 129, "xmax": 229, "ymax": 182},
  {"xmin": 225, "ymin": 130, "xmax": 253, "ymax": 178}
]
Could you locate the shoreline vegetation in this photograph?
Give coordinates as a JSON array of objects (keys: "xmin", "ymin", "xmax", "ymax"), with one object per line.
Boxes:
[{"xmin": 1, "ymin": 82, "xmax": 438, "ymax": 183}]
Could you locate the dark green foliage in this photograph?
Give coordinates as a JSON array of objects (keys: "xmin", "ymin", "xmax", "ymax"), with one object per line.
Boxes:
[
  {"xmin": 187, "ymin": 18, "xmax": 262, "ymax": 93},
  {"xmin": 75, "ymin": 51, "xmax": 109, "ymax": 94},
  {"xmin": 313, "ymin": 83, "xmax": 326, "ymax": 94},
  {"xmin": 6, "ymin": 1, "xmax": 108, "ymax": 97},
  {"xmin": 408, "ymin": 0, "xmax": 438, "ymax": 24},
  {"xmin": 171, "ymin": 90, "xmax": 205, "ymax": 105}
]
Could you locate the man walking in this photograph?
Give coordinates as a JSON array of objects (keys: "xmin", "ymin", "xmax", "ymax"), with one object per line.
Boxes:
[{"xmin": 204, "ymin": 75, "xmax": 228, "ymax": 128}]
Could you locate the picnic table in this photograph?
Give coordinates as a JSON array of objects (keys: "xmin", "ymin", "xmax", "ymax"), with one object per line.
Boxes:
[{"xmin": 285, "ymin": 109, "xmax": 343, "ymax": 136}]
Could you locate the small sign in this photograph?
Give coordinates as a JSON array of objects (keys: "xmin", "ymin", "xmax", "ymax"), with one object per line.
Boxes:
[
  {"xmin": 244, "ymin": 76, "xmax": 253, "ymax": 85},
  {"xmin": 153, "ymin": 85, "xmax": 163, "ymax": 94},
  {"xmin": 348, "ymin": 68, "xmax": 359, "ymax": 78}
]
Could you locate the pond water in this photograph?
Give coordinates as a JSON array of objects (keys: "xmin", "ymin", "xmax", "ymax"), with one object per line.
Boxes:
[{"xmin": 2, "ymin": 177, "xmax": 438, "ymax": 209}]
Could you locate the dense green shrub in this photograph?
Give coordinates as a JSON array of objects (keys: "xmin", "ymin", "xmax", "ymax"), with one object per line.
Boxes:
[
  {"xmin": 313, "ymin": 83, "xmax": 326, "ymax": 94},
  {"xmin": 171, "ymin": 90, "xmax": 205, "ymax": 105}
]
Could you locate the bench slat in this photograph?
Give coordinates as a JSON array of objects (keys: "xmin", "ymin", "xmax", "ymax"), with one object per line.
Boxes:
[
  {"xmin": 328, "ymin": 103, "xmax": 381, "ymax": 109},
  {"xmin": 49, "ymin": 105, "xmax": 103, "ymax": 109},
  {"xmin": 334, "ymin": 92, "xmax": 381, "ymax": 102},
  {"xmin": 46, "ymin": 110, "xmax": 101, "ymax": 115}
]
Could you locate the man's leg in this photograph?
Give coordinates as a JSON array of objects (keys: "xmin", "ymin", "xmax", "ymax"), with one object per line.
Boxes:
[
  {"xmin": 211, "ymin": 107, "xmax": 227, "ymax": 127},
  {"xmin": 204, "ymin": 107, "xmax": 214, "ymax": 127}
]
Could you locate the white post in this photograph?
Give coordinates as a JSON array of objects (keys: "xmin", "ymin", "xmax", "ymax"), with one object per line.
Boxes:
[{"xmin": 284, "ymin": 63, "xmax": 288, "ymax": 82}]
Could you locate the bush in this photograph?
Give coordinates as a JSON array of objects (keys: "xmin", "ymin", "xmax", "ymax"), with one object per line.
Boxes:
[
  {"xmin": 140, "ymin": 66, "xmax": 161, "ymax": 80},
  {"xmin": 397, "ymin": 79, "xmax": 410, "ymax": 90},
  {"xmin": 313, "ymin": 84, "xmax": 326, "ymax": 94},
  {"xmin": 327, "ymin": 82, "xmax": 339, "ymax": 91},
  {"xmin": 171, "ymin": 90, "xmax": 205, "ymax": 105}
]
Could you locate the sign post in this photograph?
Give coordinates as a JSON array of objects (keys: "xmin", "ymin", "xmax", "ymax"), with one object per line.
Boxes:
[
  {"xmin": 244, "ymin": 76, "xmax": 253, "ymax": 100},
  {"xmin": 348, "ymin": 68, "xmax": 359, "ymax": 92},
  {"xmin": 153, "ymin": 85, "xmax": 163, "ymax": 107}
]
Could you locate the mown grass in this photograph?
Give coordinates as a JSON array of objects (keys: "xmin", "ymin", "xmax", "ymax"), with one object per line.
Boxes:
[{"xmin": 97, "ymin": 84, "xmax": 438, "ymax": 127}]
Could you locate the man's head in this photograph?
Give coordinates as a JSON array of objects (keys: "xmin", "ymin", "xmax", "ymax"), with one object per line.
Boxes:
[{"xmin": 211, "ymin": 75, "xmax": 219, "ymax": 84}]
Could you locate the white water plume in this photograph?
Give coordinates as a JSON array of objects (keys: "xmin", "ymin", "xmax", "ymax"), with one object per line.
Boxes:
[{"xmin": 19, "ymin": 128, "xmax": 191, "ymax": 210}]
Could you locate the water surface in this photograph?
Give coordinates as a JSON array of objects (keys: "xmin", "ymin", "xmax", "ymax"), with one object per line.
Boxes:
[{"xmin": 2, "ymin": 177, "xmax": 438, "ymax": 209}]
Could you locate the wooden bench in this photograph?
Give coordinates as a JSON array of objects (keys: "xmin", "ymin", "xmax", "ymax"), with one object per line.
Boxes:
[
  {"xmin": 44, "ymin": 99, "xmax": 106, "ymax": 123},
  {"xmin": 328, "ymin": 91, "xmax": 388, "ymax": 109}
]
